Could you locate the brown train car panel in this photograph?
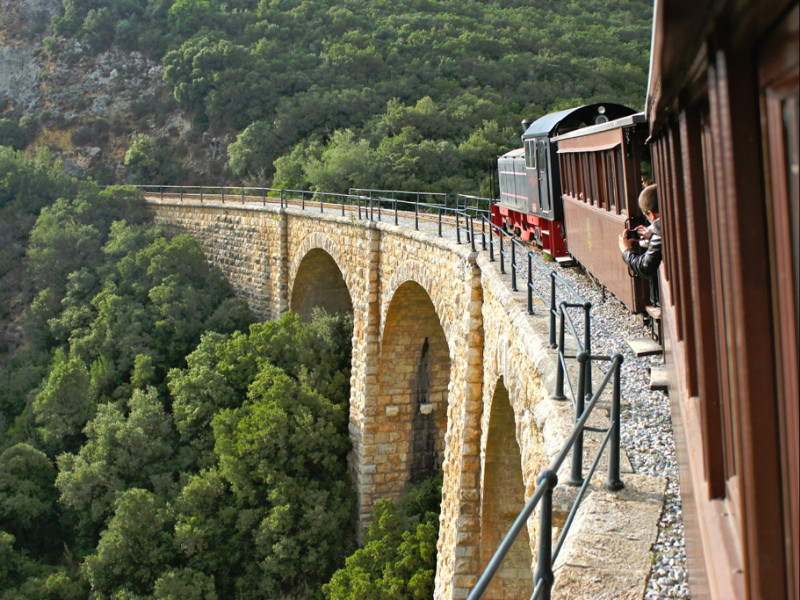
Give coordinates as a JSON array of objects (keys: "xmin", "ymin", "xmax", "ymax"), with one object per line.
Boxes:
[
  {"xmin": 647, "ymin": 0, "xmax": 798, "ymax": 598},
  {"xmin": 555, "ymin": 115, "xmax": 650, "ymax": 313}
]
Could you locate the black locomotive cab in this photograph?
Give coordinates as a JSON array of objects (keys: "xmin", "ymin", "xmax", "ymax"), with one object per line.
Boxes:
[{"xmin": 520, "ymin": 103, "xmax": 636, "ymax": 221}]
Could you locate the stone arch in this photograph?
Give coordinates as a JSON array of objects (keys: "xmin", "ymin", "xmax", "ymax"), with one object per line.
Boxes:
[
  {"xmin": 370, "ymin": 280, "xmax": 451, "ymax": 504},
  {"xmin": 380, "ymin": 258, "xmax": 458, "ymax": 352},
  {"xmin": 479, "ymin": 377, "xmax": 533, "ymax": 599},
  {"xmin": 289, "ymin": 234, "xmax": 353, "ymax": 320}
]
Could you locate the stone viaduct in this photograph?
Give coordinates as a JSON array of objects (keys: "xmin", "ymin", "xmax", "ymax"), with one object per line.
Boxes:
[{"xmin": 145, "ymin": 196, "xmax": 576, "ymax": 599}]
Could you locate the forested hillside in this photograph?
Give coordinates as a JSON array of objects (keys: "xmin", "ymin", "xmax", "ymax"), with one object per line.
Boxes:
[
  {"xmin": 0, "ymin": 149, "xmax": 380, "ymax": 599},
  {"xmin": 3, "ymin": 0, "xmax": 652, "ymax": 193},
  {"xmin": 1, "ymin": 2, "xmax": 654, "ymax": 596}
]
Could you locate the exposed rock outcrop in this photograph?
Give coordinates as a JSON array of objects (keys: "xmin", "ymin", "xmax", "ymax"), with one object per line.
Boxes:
[{"xmin": 0, "ymin": 0, "xmax": 229, "ymax": 182}]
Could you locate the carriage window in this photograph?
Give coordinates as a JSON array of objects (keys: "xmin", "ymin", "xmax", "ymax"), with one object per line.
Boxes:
[
  {"xmin": 617, "ymin": 148, "xmax": 626, "ymax": 212},
  {"xmin": 525, "ymin": 141, "xmax": 536, "ymax": 169}
]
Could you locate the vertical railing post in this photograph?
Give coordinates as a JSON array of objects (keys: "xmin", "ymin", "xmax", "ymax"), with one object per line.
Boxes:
[
  {"xmin": 583, "ymin": 302, "xmax": 593, "ymax": 398},
  {"xmin": 568, "ymin": 352, "xmax": 588, "ymax": 486},
  {"xmin": 415, "ymin": 199, "xmax": 419, "ymax": 230},
  {"xmin": 489, "ymin": 224, "xmax": 495, "ymax": 261},
  {"xmin": 534, "ymin": 470, "xmax": 557, "ymax": 600},
  {"xmin": 549, "ymin": 272, "xmax": 558, "ymax": 348},
  {"xmin": 456, "ymin": 213, "xmax": 462, "ymax": 244},
  {"xmin": 470, "ymin": 216, "xmax": 476, "ymax": 252},
  {"xmin": 511, "ymin": 241, "xmax": 517, "ymax": 291},
  {"xmin": 481, "ymin": 218, "xmax": 487, "ymax": 251},
  {"xmin": 527, "ymin": 253, "xmax": 533, "ymax": 315},
  {"xmin": 221, "ymin": 187, "xmax": 225, "ymax": 203},
  {"xmin": 241, "ymin": 188, "xmax": 245, "ymax": 203},
  {"xmin": 605, "ymin": 355, "xmax": 625, "ymax": 491},
  {"xmin": 551, "ymin": 303, "xmax": 567, "ymax": 401},
  {"xmin": 200, "ymin": 188, "xmax": 203, "ymax": 203},
  {"xmin": 159, "ymin": 187, "xmax": 164, "ymax": 200},
  {"xmin": 394, "ymin": 198, "xmax": 399, "ymax": 225},
  {"xmin": 439, "ymin": 208, "xmax": 443, "ymax": 237},
  {"xmin": 499, "ymin": 233, "xmax": 505, "ymax": 274}
]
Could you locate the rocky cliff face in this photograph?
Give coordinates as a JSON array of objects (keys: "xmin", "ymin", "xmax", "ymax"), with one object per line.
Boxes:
[{"xmin": 0, "ymin": 0, "xmax": 228, "ymax": 183}]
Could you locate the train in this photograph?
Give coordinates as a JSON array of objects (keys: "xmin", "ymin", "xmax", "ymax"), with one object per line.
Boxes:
[
  {"xmin": 645, "ymin": 0, "xmax": 797, "ymax": 598},
  {"xmin": 493, "ymin": 103, "xmax": 654, "ymax": 313},
  {"xmin": 492, "ymin": 0, "xmax": 798, "ymax": 596}
]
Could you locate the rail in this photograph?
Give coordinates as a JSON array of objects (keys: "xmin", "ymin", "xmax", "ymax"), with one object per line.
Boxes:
[
  {"xmin": 467, "ymin": 352, "xmax": 624, "ymax": 600},
  {"xmin": 137, "ymin": 183, "xmax": 627, "ymax": 598},
  {"xmin": 348, "ymin": 188, "xmax": 493, "ymax": 212}
]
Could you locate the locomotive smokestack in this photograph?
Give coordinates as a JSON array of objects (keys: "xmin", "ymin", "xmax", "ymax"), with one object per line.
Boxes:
[{"xmin": 521, "ymin": 119, "xmax": 533, "ymax": 133}]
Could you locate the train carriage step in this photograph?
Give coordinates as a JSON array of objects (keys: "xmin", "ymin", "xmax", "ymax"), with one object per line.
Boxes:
[
  {"xmin": 626, "ymin": 336, "xmax": 663, "ymax": 357},
  {"xmin": 555, "ymin": 256, "xmax": 576, "ymax": 266},
  {"xmin": 649, "ymin": 366, "xmax": 668, "ymax": 391},
  {"xmin": 644, "ymin": 305, "xmax": 663, "ymax": 343},
  {"xmin": 645, "ymin": 305, "xmax": 662, "ymax": 319}
]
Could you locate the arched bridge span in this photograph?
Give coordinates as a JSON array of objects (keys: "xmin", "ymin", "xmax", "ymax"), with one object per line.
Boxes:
[{"xmin": 146, "ymin": 196, "xmax": 563, "ymax": 599}]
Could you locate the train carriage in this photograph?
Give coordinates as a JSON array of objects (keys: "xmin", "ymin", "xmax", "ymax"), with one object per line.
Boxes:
[
  {"xmin": 646, "ymin": 0, "xmax": 798, "ymax": 597},
  {"xmin": 553, "ymin": 112, "xmax": 651, "ymax": 313},
  {"xmin": 493, "ymin": 103, "xmax": 635, "ymax": 257}
]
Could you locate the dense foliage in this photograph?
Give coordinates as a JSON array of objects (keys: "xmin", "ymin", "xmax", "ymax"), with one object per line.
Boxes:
[
  {"xmin": 48, "ymin": 0, "xmax": 652, "ymax": 193},
  {"xmin": 0, "ymin": 150, "xmax": 367, "ymax": 598},
  {"xmin": 325, "ymin": 475, "xmax": 443, "ymax": 600}
]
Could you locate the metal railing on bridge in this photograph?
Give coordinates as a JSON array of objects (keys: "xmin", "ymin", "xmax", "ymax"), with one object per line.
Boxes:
[
  {"xmin": 467, "ymin": 351, "xmax": 623, "ymax": 600},
  {"xmin": 138, "ymin": 183, "xmax": 627, "ymax": 598}
]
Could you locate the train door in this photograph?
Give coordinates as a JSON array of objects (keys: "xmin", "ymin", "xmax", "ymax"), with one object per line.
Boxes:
[
  {"xmin": 536, "ymin": 138, "xmax": 550, "ymax": 215},
  {"xmin": 525, "ymin": 139, "xmax": 538, "ymax": 215}
]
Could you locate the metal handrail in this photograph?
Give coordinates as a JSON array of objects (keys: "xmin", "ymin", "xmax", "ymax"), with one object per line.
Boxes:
[
  {"xmin": 138, "ymin": 184, "xmax": 491, "ymax": 243},
  {"xmin": 468, "ymin": 353, "xmax": 624, "ymax": 600}
]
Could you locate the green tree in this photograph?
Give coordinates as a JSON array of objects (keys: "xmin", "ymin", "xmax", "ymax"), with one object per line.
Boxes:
[
  {"xmin": 124, "ymin": 135, "xmax": 186, "ymax": 185},
  {"xmin": 0, "ymin": 444, "xmax": 60, "ymax": 558},
  {"xmin": 324, "ymin": 475, "xmax": 442, "ymax": 600},
  {"xmin": 79, "ymin": 7, "xmax": 115, "ymax": 50},
  {"xmin": 212, "ymin": 364, "xmax": 354, "ymax": 596},
  {"xmin": 271, "ymin": 141, "xmax": 315, "ymax": 190},
  {"xmin": 154, "ymin": 568, "xmax": 218, "ymax": 600},
  {"xmin": 55, "ymin": 388, "xmax": 179, "ymax": 538},
  {"xmin": 26, "ymin": 197, "xmax": 103, "ymax": 299},
  {"xmin": 170, "ymin": 469, "xmax": 242, "ymax": 596},
  {"xmin": 0, "ymin": 116, "xmax": 37, "ymax": 151},
  {"xmin": 82, "ymin": 488, "xmax": 175, "ymax": 597},
  {"xmin": 167, "ymin": 0, "xmax": 218, "ymax": 38},
  {"xmin": 163, "ymin": 36, "xmax": 268, "ymax": 130},
  {"xmin": 304, "ymin": 129, "xmax": 377, "ymax": 194},
  {"xmin": 227, "ymin": 120, "xmax": 278, "ymax": 182},
  {"xmin": 32, "ymin": 351, "xmax": 95, "ymax": 455}
]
